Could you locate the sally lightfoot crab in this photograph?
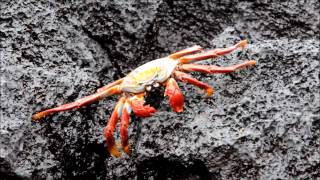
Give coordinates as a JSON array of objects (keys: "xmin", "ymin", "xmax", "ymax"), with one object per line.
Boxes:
[{"xmin": 32, "ymin": 40, "xmax": 256, "ymax": 157}]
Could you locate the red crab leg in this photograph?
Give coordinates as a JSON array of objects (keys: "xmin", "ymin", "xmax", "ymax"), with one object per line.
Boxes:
[
  {"xmin": 128, "ymin": 93, "xmax": 156, "ymax": 117},
  {"xmin": 179, "ymin": 60, "xmax": 256, "ymax": 74},
  {"xmin": 32, "ymin": 85, "xmax": 121, "ymax": 121},
  {"xmin": 179, "ymin": 40, "xmax": 248, "ymax": 64},
  {"xmin": 96, "ymin": 78, "xmax": 124, "ymax": 93},
  {"xmin": 118, "ymin": 94, "xmax": 157, "ymax": 155},
  {"xmin": 169, "ymin": 45, "xmax": 203, "ymax": 59},
  {"xmin": 104, "ymin": 97, "xmax": 126, "ymax": 157},
  {"xmin": 174, "ymin": 71, "xmax": 214, "ymax": 96},
  {"xmin": 120, "ymin": 100, "xmax": 132, "ymax": 154},
  {"xmin": 164, "ymin": 78, "xmax": 184, "ymax": 112}
]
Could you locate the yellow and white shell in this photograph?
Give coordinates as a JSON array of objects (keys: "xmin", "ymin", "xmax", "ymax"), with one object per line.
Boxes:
[{"xmin": 120, "ymin": 57, "xmax": 179, "ymax": 93}]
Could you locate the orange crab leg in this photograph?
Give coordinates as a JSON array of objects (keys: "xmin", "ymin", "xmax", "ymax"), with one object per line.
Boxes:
[
  {"xmin": 174, "ymin": 71, "xmax": 214, "ymax": 96},
  {"xmin": 129, "ymin": 93, "xmax": 156, "ymax": 117},
  {"xmin": 180, "ymin": 60, "xmax": 256, "ymax": 74},
  {"xmin": 96, "ymin": 78, "xmax": 124, "ymax": 93},
  {"xmin": 179, "ymin": 40, "xmax": 248, "ymax": 64},
  {"xmin": 120, "ymin": 100, "xmax": 132, "ymax": 154},
  {"xmin": 164, "ymin": 78, "xmax": 184, "ymax": 112},
  {"xmin": 104, "ymin": 97, "xmax": 126, "ymax": 157},
  {"xmin": 116, "ymin": 94, "xmax": 157, "ymax": 155},
  {"xmin": 32, "ymin": 85, "xmax": 121, "ymax": 121},
  {"xmin": 169, "ymin": 45, "xmax": 203, "ymax": 59}
]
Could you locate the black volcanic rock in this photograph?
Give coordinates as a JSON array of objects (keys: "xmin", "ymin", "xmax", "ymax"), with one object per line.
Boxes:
[{"xmin": 1, "ymin": 0, "xmax": 319, "ymax": 179}]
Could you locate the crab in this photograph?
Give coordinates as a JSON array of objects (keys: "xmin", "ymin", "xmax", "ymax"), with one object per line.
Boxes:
[{"xmin": 32, "ymin": 39, "xmax": 256, "ymax": 157}]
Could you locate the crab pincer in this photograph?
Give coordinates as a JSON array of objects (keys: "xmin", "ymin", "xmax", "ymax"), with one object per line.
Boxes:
[{"xmin": 164, "ymin": 78, "xmax": 184, "ymax": 112}]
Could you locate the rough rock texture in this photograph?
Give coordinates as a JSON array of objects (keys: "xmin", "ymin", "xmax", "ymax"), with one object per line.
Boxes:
[{"xmin": 1, "ymin": 0, "xmax": 319, "ymax": 179}]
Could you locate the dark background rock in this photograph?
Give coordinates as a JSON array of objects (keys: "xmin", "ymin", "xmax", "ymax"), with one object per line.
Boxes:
[{"xmin": 1, "ymin": 0, "xmax": 319, "ymax": 179}]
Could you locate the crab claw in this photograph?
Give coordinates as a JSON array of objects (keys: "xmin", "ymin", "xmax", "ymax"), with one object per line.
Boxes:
[
  {"xmin": 164, "ymin": 78, "xmax": 184, "ymax": 112},
  {"xmin": 129, "ymin": 94, "xmax": 156, "ymax": 117}
]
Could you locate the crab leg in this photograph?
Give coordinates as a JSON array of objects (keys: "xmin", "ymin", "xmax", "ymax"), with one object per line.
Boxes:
[
  {"xmin": 164, "ymin": 78, "xmax": 184, "ymax": 112},
  {"xmin": 179, "ymin": 60, "xmax": 256, "ymax": 74},
  {"xmin": 104, "ymin": 97, "xmax": 126, "ymax": 157},
  {"xmin": 128, "ymin": 93, "xmax": 156, "ymax": 117},
  {"xmin": 174, "ymin": 71, "xmax": 214, "ymax": 96},
  {"xmin": 120, "ymin": 100, "xmax": 132, "ymax": 154},
  {"xmin": 179, "ymin": 40, "xmax": 248, "ymax": 64},
  {"xmin": 32, "ymin": 85, "xmax": 121, "ymax": 121},
  {"xmin": 96, "ymin": 78, "xmax": 124, "ymax": 93},
  {"xmin": 169, "ymin": 45, "xmax": 203, "ymax": 59}
]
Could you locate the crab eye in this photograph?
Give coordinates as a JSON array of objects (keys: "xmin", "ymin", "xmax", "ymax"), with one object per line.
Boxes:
[
  {"xmin": 153, "ymin": 83, "xmax": 160, "ymax": 87},
  {"xmin": 146, "ymin": 86, "xmax": 152, "ymax": 91}
]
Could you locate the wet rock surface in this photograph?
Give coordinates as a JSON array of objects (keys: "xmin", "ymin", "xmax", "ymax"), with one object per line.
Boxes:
[{"xmin": 1, "ymin": 0, "xmax": 319, "ymax": 179}]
